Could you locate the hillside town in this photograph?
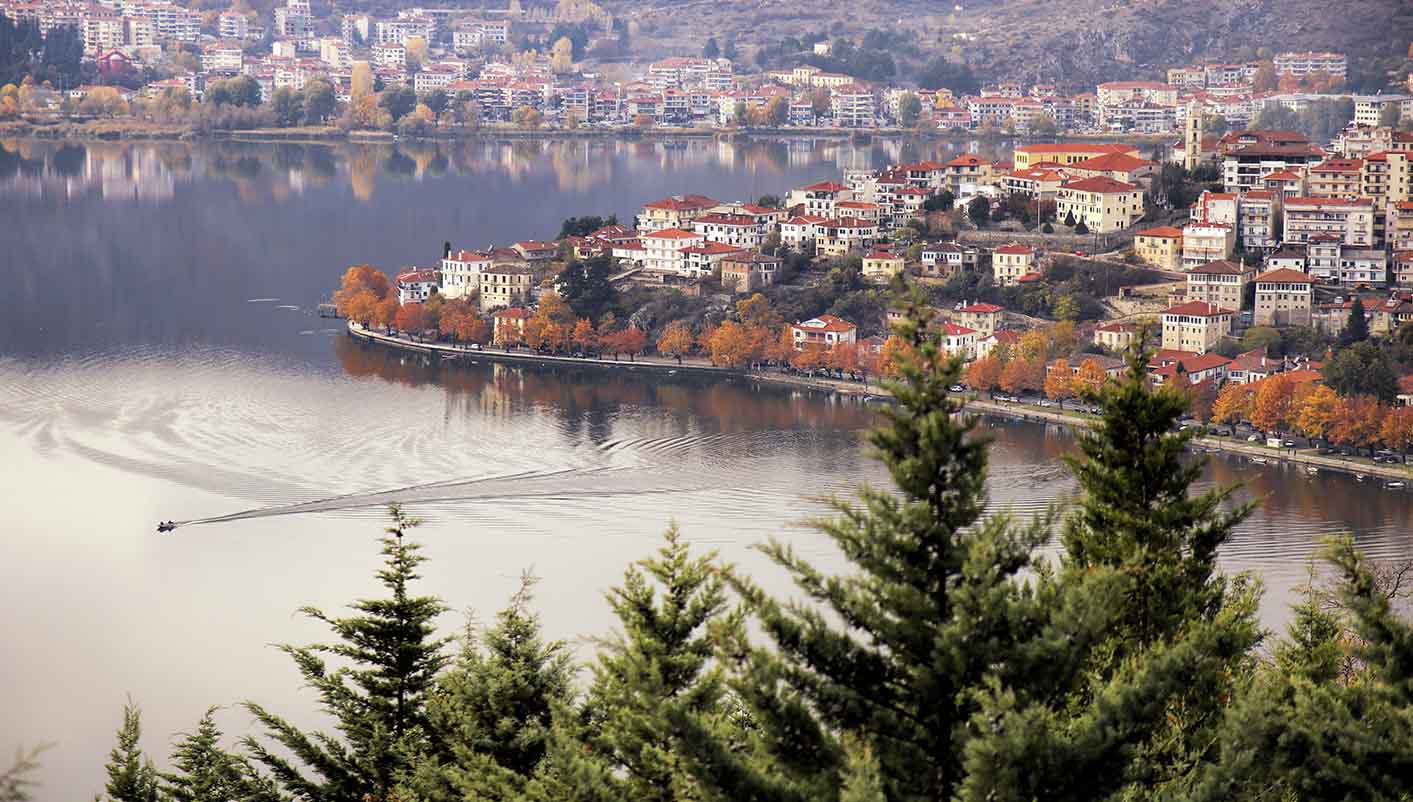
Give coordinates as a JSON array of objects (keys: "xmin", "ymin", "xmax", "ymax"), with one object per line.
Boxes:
[
  {"xmin": 0, "ymin": 0, "xmax": 1412, "ymax": 137},
  {"xmin": 330, "ymin": 116, "xmax": 1413, "ymax": 459}
]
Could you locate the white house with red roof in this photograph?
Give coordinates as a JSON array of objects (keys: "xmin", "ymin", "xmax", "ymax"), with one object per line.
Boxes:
[
  {"xmin": 920, "ymin": 241, "xmax": 980, "ymax": 277},
  {"xmin": 512, "ymin": 241, "xmax": 558, "ymax": 263},
  {"xmin": 814, "ymin": 217, "xmax": 879, "ymax": 257},
  {"xmin": 955, "ymin": 302, "xmax": 1003, "ymax": 336},
  {"xmin": 780, "ymin": 215, "xmax": 829, "ymax": 250},
  {"xmin": 861, "ymin": 249, "xmax": 905, "ymax": 281},
  {"xmin": 440, "ymin": 248, "xmax": 492, "ymax": 300},
  {"xmin": 396, "ymin": 269, "xmax": 440, "ymax": 305},
  {"xmin": 491, "ymin": 307, "xmax": 531, "ymax": 345},
  {"xmin": 1055, "ymin": 176, "xmax": 1144, "ymax": 233},
  {"xmin": 637, "ymin": 194, "xmax": 719, "ymax": 233},
  {"xmin": 940, "ymin": 321, "xmax": 979, "ymax": 359},
  {"xmin": 1253, "ymin": 267, "xmax": 1313, "ymax": 326},
  {"xmin": 1147, "ymin": 350, "xmax": 1232, "ymax": 387},
  {"xmin": 790, "ymin": 315, "xmax": 858, "ymax": 351},
  {"xmin": 692, "ymin": 213, "xmax": 765, "ymax": 249},
  {"xmin": 641, "ymin": 228, "xmax": 705, "ymax": 275},
  {"xmin": 1161, "ymin": 301, "xmax": 1233, "ymax": 354},
  {"xmin": 680, "ymin": 242, "xmax": 746, "ymax": 278},
  {"xmin": 992, "ymin": 243, "xmax": 1036, "ymax": 286},
  {"xmin": 786, "ymin": 181, "xmax": 855, "ymax": 216}
]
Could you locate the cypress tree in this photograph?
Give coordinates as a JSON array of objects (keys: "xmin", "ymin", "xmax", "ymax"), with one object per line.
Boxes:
[
  {"xmin": 554, "ymin": 525, "xmax": 735, "ymax": 802},
  {"xmin": 243, "ymin": 504, "xmax": 449, "ymax": 802},
  {"xmin": 1342, "ymin": 296, "xmax": 1369, "ymax": 345},
  {"xmin": 402, "ymin": 574, "xmax": 575, "ymax": 802},
  {"xmin": 1190, "ymin": 537, "xmax": 1413, "ymax": 801},
  {"xmin": 100, "ymin": 700, "xmax": 159, "ymax": 802}
]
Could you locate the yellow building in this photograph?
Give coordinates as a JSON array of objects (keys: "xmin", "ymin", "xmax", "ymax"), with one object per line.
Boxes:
[
  {"xmin": 1161, "ymin": 301, "xmax": 1233, "ymax": 354},
  {"xmin": 992, "ymin": 243, "xmax": 1035, "ymax": 286},
  {"xmin": 1055, "ymin": 176, "xmax": 1144, "ymax": 233},
  {"xmin": 1133, "ymin": 226, "xmax": 1184, "ymax": 271},
  {"xmin": 861, "ymin": 249, "xmax": 905, "ymax": 282},
  {"xmin": 1012, "ymin": 142, "xmax": 1139, "ymax": 170}
]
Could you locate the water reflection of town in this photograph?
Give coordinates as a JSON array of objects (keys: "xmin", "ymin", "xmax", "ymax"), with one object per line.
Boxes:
[
  {"xmin": 335, "ymin": 335, "xmax": 878, "ymax": 439},
  {"xmin": 0, "ymin": 136, "xmax": 1009, "ymax": 204}
]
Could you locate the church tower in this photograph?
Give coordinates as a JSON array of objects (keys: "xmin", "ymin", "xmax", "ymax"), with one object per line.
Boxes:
[{"xmin": 1184, "ymin": 102, "xmax": 1204, "ymax": 172}]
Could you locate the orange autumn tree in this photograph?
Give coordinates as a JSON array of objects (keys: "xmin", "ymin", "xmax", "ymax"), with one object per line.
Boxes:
[
  {"xmin": 708, "ymin": 320, "xmax": 751, "ymax": 368},
  {"xmin": 1072, "ymin": 358, "xmax": 1108, "ymax": 398},
  {"xmin": 438, "ymin": 300, "xmax": 488, "ymax": 343},
  {"xmin": 1380, "ymin": 406, "xmax": 1413, "ymax": 453},
  {"xmin": 657, "ymin": 321, "xmax": 696, "ymax": 364},
  {"xmin": 1043, "ymin": 359, "xmax": 1073, "ymax": 407},
  {"xmin": 1211, "ymin": 382, "xmax": 1255, "ymax": 425},
  {"xmin": 1329, "ymin": 395, "xmax": 1386, "ymax": 454},
  {"xmin": 790, "ymin": 342, "xmax": 827, "ymax": 374},
  {"xmin": 878, "ymin": 335, "xmax": 911, "ymax": 377},
  {"xmin": 1293, "ymin": 384, "xmax": 1339, "ymax": 441},
  {"xmin": 572, "ymin": 318, "xmax": 597, "ymax": 352},
  {"xmin": 617, "ymin": 326, "xmax": 647, "ymax": 359},
  {"xmin": 964, "ymin": 354, "xmax": 1003, "ymax": 392},
  {"xmin": 394, "ymin": 302, "xmax": 429, "ymax": 335},
  {"xmin": 829, "ymin": 341, "xmax": 859, "ymax": 376},
  {"xmin": 765, "ymin": 326, "xmax": 795, "ymax": 365},
  {"xmin": 1000, "ymin": 356, "xmax": 1043, "ymax": 395},
  {"xmin": 1249, "ymin": 374, "xmax": 1299, "ymax": 432},
  {"xmin": 333, "ymin": 265, "xmax": 393, "ymax": 319}
]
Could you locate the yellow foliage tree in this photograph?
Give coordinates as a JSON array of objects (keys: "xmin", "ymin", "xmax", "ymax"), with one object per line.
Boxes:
[
  {"xmin": 550, "ymin": 36, "xmax": 574, "ymax": 73},
  {"xmin": 1072, "ymin": 358, "xmax": 1108, "ymax": 398},
  {"xmin": 1211, "ymin": 382, "xmax": 1254, "ymax": 424},
  {"xmin": 1043, "ymin": 359, "xmax": 1073, "ymax": 406},
  {"xmin": 708, "ymin": 320, "xmax": 751, "ymax": 368},
  {"xmin": 1292, "ymin": 384, "xmax": 1340, "ymax": 440},
  {"xmin": 512, "ymin": 106, "xmax": 543, "ymax": 129},
  {"xmin": 657, "ymin": 321, "xmax": 695, "ymax": 363},
  {"xmin": 351, "ymin": 61, "xmax": 374, "ymax": 99}
]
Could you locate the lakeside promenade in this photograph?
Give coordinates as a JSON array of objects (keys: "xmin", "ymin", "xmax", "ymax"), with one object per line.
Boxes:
[{"xmin": 348, "ymin": 321, "xmax": 1413, "ymax": 484}]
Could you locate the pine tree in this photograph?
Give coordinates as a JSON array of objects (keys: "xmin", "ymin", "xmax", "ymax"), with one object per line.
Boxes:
[
  {"xmin": 554, "ymin": 525, "xmax": 735, "ymax": 802},
  {"xmin": 243, "ymin": 504, "xmax": 449, "ymax": 802},
  {"xmin": 1190, "ymin": 537, "xmax": 1413, "ymax": 801},
  {"xmin": 837, "ymin": 737, "xmax": 886, "ymax": 802},
  {"xmin": 672, "ymin": 286, "xmax": 1124, "ymax": 802},
  {"xmin": 402, "ymin": 573, "xmax": 575, "ymax": 802},
  {"xmin": 163, "ymin": 708, "xmax": 279, "ymax": 802},
  {"xmin": 0, "ymin": 746, "xmax": 47, "ymax": 802},
  {"xmin": 101, "ymin": 700, "xmax": 160, "ymax": 802}
]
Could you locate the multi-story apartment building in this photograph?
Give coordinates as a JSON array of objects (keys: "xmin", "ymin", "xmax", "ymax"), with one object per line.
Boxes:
[
  {"xmin": 992, "ymin": 243, "xmax": 1036, "ymax": 286},
  {"xmin": 1252, "ymin": 268, "xmax": 1312, "ymax": 326},
  {"xmin": 814, "ymin": 217, "xmax": 878, "ymax": 257},
  {"xmin": 1134, "ymin": 226, "xmax": 1184, "ymax": 270},
  {"xmin": 1186, "ymin": 259, "xmax": 1252, "ymax": 310},
  {"xmin": 1273, "ymin": 51, "xmax": 1347, "ymax": 80},
  {"xmin": 1161, "ymin": 301, "xmax": 1233, "ymax": 354},
  {"xmin": 1055, "ymin": 177, "xmax": 1144, "ymax": 233},
  {"xmin": 1338, "ymin": 248, "xmax": 1388, "ymax": 286},
  {"xmin": 1354, "ymin": 95, "xmax": 1413, "ymax": 128},
  {"xmin": 1181, "ymin": 223, "xmax": 1235, "ymax": 270},
  {"xmin": 1221, "ymin": 140, "xmax": 1324, "ymax": 193},
  {"xmin": 217, "ymin": 11, "xmax": 249, "ymax": 39},
  {"xmin": 1307, "ymin": 157, "xmax": 1364, "ymax": 199},
  {"xmin": 830, "ymin": 85, "xmax": 876, "ymax": 128},
  {"xmin": 1283, "ymin": 196, "xmax": 1376, "ymax": 246},
  {"xmin": 371, "ymin": 43, "xmax": 405, "ymax": 69},
  {"xmin": 1392, "ymin": 201, "xmax": 1413, "ymax": 252},
  {"xmin": 640, "ymin": 228, "xmax": 704, "ymax": 275},
  {"xmin": 785, "ymin": 181, "xmax": 854, "ymax": 217},
  {"xmin": 80, "ymin": 13, "xmax": 124, "ymax": 54},
  {"xmin": 1237, "ymin": 190, "xmax": 1282, "ymax": 250}
]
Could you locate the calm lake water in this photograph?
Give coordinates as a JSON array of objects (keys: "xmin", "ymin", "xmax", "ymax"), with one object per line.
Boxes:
[{"xmin": 2, "ymin": 136, "xmax": 1410, "ymax": 801}]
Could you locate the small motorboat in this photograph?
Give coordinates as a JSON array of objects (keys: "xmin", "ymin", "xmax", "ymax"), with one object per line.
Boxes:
[
  {"xmin": 1305, "ymin": 466, "xmax": 1319, "ymax": 475},
  {"xmin": 1250, "ymin": 457, "xmax": 1267, "ymax": 464},
  {"xmin": 1387, "ymin": 481, "xmax": 1406, "ymax": 490},
  {"xmin": 1355, "ymin": 474, "xmax": 1368, "ymax": 482},
  {"xmin": 156, "ymin": 521, "xmax": 177, "ymax": 533}
]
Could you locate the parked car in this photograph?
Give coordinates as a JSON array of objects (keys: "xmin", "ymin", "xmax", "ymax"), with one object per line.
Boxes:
[
  {"xmin": 1247, "ymin": 434, "xmax": 1262, "ymax": 443},
  {"xmin": 949, "ymin": 385, "xmax": 965, "ymax": 393}
]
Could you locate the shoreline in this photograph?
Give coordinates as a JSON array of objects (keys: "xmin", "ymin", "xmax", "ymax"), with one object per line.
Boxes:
[
  {"xmin": 1, "ymin": 118, "xmax": 1172, "ymax": 147},
  {"xmin": 348, "ymin": 322, "xmax": 1413, "ymax": 484}
]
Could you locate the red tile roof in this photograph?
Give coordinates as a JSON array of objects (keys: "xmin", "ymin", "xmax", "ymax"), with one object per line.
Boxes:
[
  {"xmin": 793, "ymin": 314, "xmax": 856, "ymax": 333},
  {"xmin": 1255, "ymin": 268, "xmax": 1312, "ymax": 284},
  {"xmin": 643, "ymin": 194, "xmax": 718, "ymax": 211},
  {"xmin": 1071, "ymin": 152, "xmax": 1154, "ymax": 172},
  {"xmin": 1189, "ymin": 259, "xmax": 1249, "ymax": 275},
  {"xmin": 1016, "ymin": 143, "xmax": 1134, "ymax": 155},
  {"xmin": 959, "ymin": 302, "xmax": 1003, "ymax": 313},
  {"xmin": 1137, "ymin": 226, "xmax": 1184, "ymax": 238},
  {"xmin": 1061, "ymin": 176, "xmax": 1139, "ymax": 193},
  {"xmin": 643, "ymin": 228, "xmax": 702, "ymax": 240},
  {"xmin": 941, "ymin": 322, "xmax": 978, "ymax": 336},
  {"xmin": 995, "ymin": 243, "xmax": 1034, "ymax": 255},
  {"xmin": 1164, "ymin": 301, "xmax": 1233, "ymax": 317}
]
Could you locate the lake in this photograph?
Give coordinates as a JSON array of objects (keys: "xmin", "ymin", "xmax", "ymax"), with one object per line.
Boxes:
[{"xmin": 1, "ymin": 136, "xmax": 1409, "ymax": 801}]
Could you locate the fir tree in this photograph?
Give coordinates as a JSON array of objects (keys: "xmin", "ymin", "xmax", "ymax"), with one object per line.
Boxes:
[
  {"xmin": 673, "ymin": 285, "xmax": 1122, "ymax": 802},
  {"xmin": 402, "ymin": 573, "xmax": 575, "ymax": 802},
  {"xmin": 1189, "ymin": 537, "xmax": 1413, "ymax": 801},
  {"xmin": 243, "ymin": 504, "xmax": 449, "ymax": 802},
  {"xmin": 1037, "ymin": 342, "xmax": 1261, "ymax": 793},
  {"xmin": 163, "ymin": 708, "xmax": 280, "ymax": 802},
  {"xmin": 0, "ymin": 745, "xmax": 48, "ymax": 802},
  {"xmin": 554, "ymin": 525, "xmax": 735, "ymax": 802},
  {"xmin": 101, "ymin": 700, "xmax": 160, "ymax": 802}
]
